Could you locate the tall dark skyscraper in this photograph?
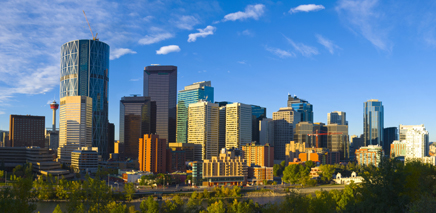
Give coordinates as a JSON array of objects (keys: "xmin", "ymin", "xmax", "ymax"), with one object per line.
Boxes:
[
  {"xmin": 364, "ymin": 99, "xmax": 384, "ymax": 146},
  {"xmin": 251, "ymin": 105, "xmax": 266, "ymax": 144},
  {"xmin": 9, "ymin": 115, "xmax": 45, "ymax": 147},
  {"xmin": 383, "ymin": 127, "xmax": 398, "ymax": 156},
  {"xmin": 108, "ymin": 123, "xmax": 115, "ymax": 155},
  {"xmin": 120, "ymin": 96, "xmax": 156, "ymax": 159},
  {"xmin": 144, "ymin": 65, "xmax": 177, "ymax": 143},
  {"xmin": 60, "ymin": 39, "xmax": 110, "ymax": 159}
]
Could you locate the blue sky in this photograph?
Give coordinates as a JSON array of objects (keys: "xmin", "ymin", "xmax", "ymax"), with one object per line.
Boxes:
[{"xmin": 1, "ymin": 0, "xmax": 436, "ymax": 141}]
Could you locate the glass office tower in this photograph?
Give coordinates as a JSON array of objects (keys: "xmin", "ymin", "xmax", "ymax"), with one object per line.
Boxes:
[
  {"xmin": 177, "ymin": 81, "xmax": 214, "ymax": 143},
  {"xmin": 119, "ymin": 96, "xmax": 156, "ymax": 159},
  {"xmin": 143, "ymin": 65, "xmax": 177, "ymax": 143},
  {"xmin": 383, "ymin": 127, "xmax": 398, "ymax": 157},
  {"xmin": 287, "ymin": 95, "xmax": 313, "ymax": 123},
  {"xmin": 60, "ymin": 39, "xmax": 110, "ymax": 159},
  {"xmin": 251, "ymin": 105, "xmax": 266, "ymax": 144},
  {"xmin": 364, "ymin": 99, "xmax": 384, "ymax": 146}
]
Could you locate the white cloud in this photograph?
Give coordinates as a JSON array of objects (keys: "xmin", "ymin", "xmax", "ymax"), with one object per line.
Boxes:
[
  {"xmin": 0, "ymin": 111, "xmax": 4, "ymax": 115},
  {"xmin": 156, "ymin": 45, "xmax": 181, "ymax": 55},
  {"xmin": 238, "ymin": 61, "xmax": 246, "ymax": 64},
  {"xmin": 139, "ymin": 33, "xmax": 174, "ymax": 45},
  {"xmin": 316, "ymin": 35, "xmax": 341, "ymax": 54},
  {"xmin": 284, "ymin": 36, "xmax": 319, "ymax": 57},
  {"xmin": 188, "ymin": 26, "xmax": 216, "ymax": 42},
  {"xmin": 289, "ymin": 4, "xmax": 325, "ymax": 14},
  {"xmin": 130, "ymin": 78, "xmax": 141, "ymax": 81},
  {"xmin": 110, "ymin": 48, "xmax": 137, "ymax": 60},
  {"xmin": 265, "ymin": 46, "xmax": 295, "ymax": 58},
  {"xmin": 172, "ymin": 15, "xmax": 200, "ymax": 30},
  {"xmin": 223, "ymin": 4, "xmax": 265, "ymax": 22},
  {"xmin": 336, "ymin": 0, "xmax": 391, "ymax": 51},
  {"xmin": 239, "ymin": 29, "xmax": 254, "ymax": 36}
]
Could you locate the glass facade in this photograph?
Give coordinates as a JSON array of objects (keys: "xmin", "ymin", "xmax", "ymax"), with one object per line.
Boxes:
[
  {"xmin": 143, "ymin": 65, "xmax": 177, "ymax": 143},
  {"xmin": 177, "ymin": 81, "xmax": 214, "ymax": 143},
  {"xmin": 120, "ymin": 96, "xmax": 156, "ymax": 159},
  {"xmin": 383, "ymin": 127, "xmax": 398, "ymax": 157},
  {"xmin": 60, "ymin": 39, "xmax": 110, "ymax": 159},
  {"xmin": 364, "ymin": 100, "xmax": 384, "ymax": 146},
  {"xmin": 287, "ymin": 95, "xmax": 313, "ymax": 123},
  {"xmin": 251, "ymin": 105, "xmax": 266, "ymax": 144}
]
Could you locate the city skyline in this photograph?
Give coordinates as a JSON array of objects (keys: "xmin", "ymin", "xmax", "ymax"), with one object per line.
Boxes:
[{"xmin": 1, "ymin": 0, "xmax": 436, "ymax": 141}]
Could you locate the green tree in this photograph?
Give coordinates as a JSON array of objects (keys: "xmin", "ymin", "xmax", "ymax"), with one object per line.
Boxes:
[
  {"xmin": 124, "ymin": 182, "xmax": 135, "ymax": 202},
  {"xmin": 107, "ymin": 201, "xmax": 127, "ymax": 213},
  {"xmin": 305, "ymin": 160, "xmax": 316, "ymax": 170},
  {"xmin": 280, "ymin": 160, "xmax": 286, "ymax": 168},
  {"xmin": 10, "ymin": 164, "xmax": 36, "ymax": 213},
  {"xmin": 319, "ymin": 164, "xmax": 335, "ymax": 183},
  {"xmin": 162, "ymin": 195, "xmax": 184, "ymax": 213},
  {"xmin": 52, "ymin": 204, "xmax": 63, "ymax": 213},
  {"xmin": 128, "ymin": 205, "xmax": 139, "ymax": 213},
  {"xmin": 140, "ymin": 196, "xmax": 159, "ymax": 213},
  {"xmin": 203, "ymin": 188, "xmax": 210, "ymax": 199},
  {"xmin": 282, "ymin": 164, "xmax": 302, "ymax": 184},
  {"xmin": 187, "ymin": 191, "xmax": 203, "ymax": 213},
  {"xmin": 207, "ymin": 200, "xmax": 225, "ymax": 213}
]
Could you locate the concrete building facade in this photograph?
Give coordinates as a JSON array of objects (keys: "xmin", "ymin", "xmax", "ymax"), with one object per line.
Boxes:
[
  {"xmin": 225, "ymin": 103, "xmax": 252, "ymax": 150},
  {"xmin": 188, "ymin": 101, "xmax": 219, "ymax": 161},
  {"xmin": 355, "ymin": 145, "xmax": 384, "ymax": 167},
  {"xmin": 327, "ymin": 111, "xmax": 348, "ymax": 125},
  {"xmin": 58, "ymin": 96, "xmax": 93, "ymax": 164},
  {"xmin": 9, "ymin": 115, "xmax": 45, "ymax": 147},
  {"xmin": 202, "ymin": 148, "xmax": 248, "ymax": 186},
  {"xmin": 273, "ymin": 107, "xmax": 300, "ymax": 161},
  {"xmin": 138, "ymin": 134, "xmax": 166, "ymax": 174},
  {"xmin": 241, "ymin": 143, "xmax": 274, "ymax": 167}
]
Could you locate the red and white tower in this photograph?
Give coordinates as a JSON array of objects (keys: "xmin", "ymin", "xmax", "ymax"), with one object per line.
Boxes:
[{"xmin": 50, "ymin": 100, "xmax": 59, "ymax": 132}]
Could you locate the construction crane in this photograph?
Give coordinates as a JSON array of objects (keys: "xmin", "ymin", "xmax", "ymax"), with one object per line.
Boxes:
[
  {"xmin": 83, "ymin": 10, "xmax": 98, "ymax": 40},
  {"xmin": 307, "ymin": 130, "xmax": 344, "ymax": 148}
]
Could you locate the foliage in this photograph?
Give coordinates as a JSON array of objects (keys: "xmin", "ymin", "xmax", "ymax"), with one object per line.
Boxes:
[
  {"xmin": 214, "ymin": 186, "xmax": 241, "ymax": 197},
  {"xmin": 52, "ymin": 204, "xmax": 63, "ymax": 213},
  {"xmin": 107, "ymin": 201, "xmax": 127, "ymax": 213},
  {"xmin": 305, "ymin": 160, "xmax": 316, "ymax": 170},
  {"xmin": 140, "ymin": 196, "xmax": 159, "ymax": 213},
  {"xmin": 282, "ymin": 164, "xmax": 302, "ymax": 184},
  {"xmin": 124, "ymin": 182, "xmax": 135, "ymax": 202},
  {"xmin": 162, "ymin": 195, "xmax": 184, "ymax": 213},
  {"xmin": 273, "ymin": 164, "xmax": 283, "ymax": 177},
  {"xmin": 318, "ymin": 164, "xmax": 335, "ymax": 183},
  {"xmin": 207, "ymin": 200, "xmax": 226, "ymax": 213}
]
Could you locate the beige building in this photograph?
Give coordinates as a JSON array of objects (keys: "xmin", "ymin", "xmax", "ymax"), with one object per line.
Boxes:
[
  {"xmin": 169, "ymin": 142, "xmax": 195, "ymax": 161},
  {"xmin": 273, "ymin": 107, "xmax": 300, "ymax": 161},
  {"xmin": 58, "ymin": 96, "xmax": 93, "ymax": 164},
  {"xmin": 202, "ymin": 148, "xmax": 248, "ymax": 186},
  {"xmin": 241, "ymin": 143, "xmax": 274, "ymax": 167},
  {"xmin": 225, "ymin": 103, "xmax": 252, "ymax": 150},
  {"xmin": 188, "ymin": 101, "xmax": 219, "ymax": 160},
  {"xmin": 248, "ymin": 166, "xmax": 273, "ymax": 183}
]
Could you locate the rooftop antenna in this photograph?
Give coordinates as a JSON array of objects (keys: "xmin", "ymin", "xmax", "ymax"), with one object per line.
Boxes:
[{"xmin": 83, "ymin": 10, "xmax": 98, "ymax": 40}]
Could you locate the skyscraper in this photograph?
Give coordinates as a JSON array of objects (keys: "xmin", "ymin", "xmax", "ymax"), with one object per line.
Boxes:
[
  {"xmin": 273, "ymin": 107, "xmax": 300, "ymax": 161},
  {"xmin": 326, "ymin": 124, "xmax": 349, "ymax": 160},
  {"xmin": 188, "ymin": 101, "xmax": 219, "ymax": 160},
  {"xmin": 119, "ymin": 96, "xmax": 156, "ymax": 159},
  {"xmin": 400, "ymin": 124, "xmax": 429, "ymax": 159},
  {"xmin": 138, "ymin": 134, "xmax": 166, "ymax": 174},
  {"xmin": 294, "ymin": 122, "xmax": 313, "ymax": 147},
  {"xmin": 58, "ymin": 96, "xmax": 93, "ymax": 164},
  {"xmin": 287, "ymin": 95, "xmax": 313, "ymax": 123},
  {"xmin": 226, "ymin": 103, "xmax": 252, "ymax": 150},
  {"xmin": 177, "ymin": 81, "xmax": 214, "ymax": 143},
  {"xmin": 383, "ymin": 127, "xmax": 398, "ymax": 157},
  {"xmin": 364, "ymin": 99, "xmax": 384, "ymax": 146},
  {"xmin": 144, "ymin": 65, "xmax": 177, "ymax": 143},
  {"xmin": 327, "ymin": 111, "xmax": 348, "ymax": 125},
  {"xmin": 60, "ymin": 39, "xmax": 110, "ymax": 159},
  {"xmin": 259, "ymin": 118, "xmax": 274, "ymax": 146},
  {"xmin": 9, "ymin": 115, "xmax": 45, "ymax": 147},
  {"xmin": 251, "ymin": 105, "xmax": 266, "ymax": 144}
]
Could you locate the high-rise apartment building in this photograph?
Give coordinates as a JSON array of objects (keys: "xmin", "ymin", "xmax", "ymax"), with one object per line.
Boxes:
[
  {"xmin": 287, "ymin": 95, "xmax": 313, "ymax": 123},
  {"xmin": 119, "ymin": 96, "xmax": 156, "ymax": 159},
  {"xmin": 403, "ymin": 125, "xmax": 429, "ymax": 159},
  {"xmin": 143, "ymin": 65, "xmax": 177, "ymax": 143},
  {"xmin": 383, "ymin": 127, "xmax": 398, "ymax": 157},
  {"xmin": 326, "ymin": 124, "xmax": 349, "ymax": 160},
  {"xmin": 355, "ymin": 145, "xmax": 384, "ymax": 167},
  {"xmin": 241, "ymin": 143, "xmax": 274, "ymax": 167},
  {"xmin": 166, "ymin": 147, "xmax": 186, "ymax": 173},
  {"xmin": 202, "ymin": 148, "xmax": 248, "ymax": 186},
  {"xmin": 60, "ymin": 39, "xmax": 110, "ymax": 159},
  {"xmin": 58, "ymin": 96, "xmax": 93, "ymax": 163},
  {"xmin": 251, "ymin": 105, "xmax": 266, "ymax": 144},
  {"xmin": 177, "ymin": 81, "xmax": 214, "ymax": 144},
  {"xmin": 259, "ymin": 118, "xmax": 274, "ymax": 146},
  {"xmin": 138, "ymin": 134, "xmax": 166, "ymax": 174},
  {"xmin": 188, "ymin": 101, "xmax": 219, "ymax": 161},
  {"xmin": 9, "ymin": 115, "xmax": 45, "ymax": 147},
  {"xmin": 364, "ymin": 99, "xmax": 384, "ymax": 146},
  {"xmin": 225, "ymin": 103, "xmax": 252, "ymax": 150},
  {"xmin": 391, "ymin": 140, "xmax": 406, "ymax": 158},
  {"xmin": 273, "ymin": 107, "xmax": 300, "ymax": 161},
  {"xmin": 327, "ymin": 111, "xmax": 348, "ymax": 125}
]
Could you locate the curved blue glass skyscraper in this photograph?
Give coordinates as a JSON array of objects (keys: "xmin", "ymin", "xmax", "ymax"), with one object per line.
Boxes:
[
  {"xmin": 364, "ymin": 99, "xmax": 384, "ymax": 147},
  {"xmin": 60, "ymin": 39, "xmax": 110, "ymax": 159}
]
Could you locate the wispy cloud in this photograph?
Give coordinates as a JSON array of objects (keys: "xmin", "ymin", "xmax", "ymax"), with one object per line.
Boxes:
[
  {"xmin": 110, "ymin": 48, "xmax": 137, "ymax": 60},
  {"xmin": 0, "ymin": 111, "xmax": 4, "ymax": 115},
  {"xmin": 336, "ymin": 0, "xmax": 391, "ymax": 51},
  {"xmin": 156, "ymin": 45, "xmax": 181, "ymax": 55},
  {"xmin": 238, "ymin": 61, "xmax": 247, "ymax": 64},
  {"xmin": 238, "ymin": 29, "xmax": 254, "ymax": 37},
  {"xmin": 139, "ymin": 33, "xmax": 174, "ymax": 45},
  {"xmin": 284, "ymin": 36, "xmax": 319, "ymax": 57},
  {"xmin": 130, "ymin": 78, "xmax": 141, "ymax": 81},
  {"xmin": 265, "ymin": 46, "xmax": 296, "ymax": 58},
  {"xmin": 316, "ymin": 35, "xmax": 341, "ymax": 54},
  {"xmin": 188, "ymin": 26, "xmax": 216, "ymax": 42},
  {"xmin": 171, "ymin": 15, "xmax": 200, "ymax": 30},
  {"xmin": 289, "ymin": 4, "xmax": 325, "ymax": 14},
  {"xmin": 223, "ymin": 4, "xmax": 265, "ymax": 22}
]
